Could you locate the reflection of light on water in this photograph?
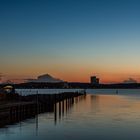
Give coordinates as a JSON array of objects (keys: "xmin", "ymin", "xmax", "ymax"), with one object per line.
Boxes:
[{"xmin": 1, "ymin": 94, "xmax": 140, "ymax": 140}]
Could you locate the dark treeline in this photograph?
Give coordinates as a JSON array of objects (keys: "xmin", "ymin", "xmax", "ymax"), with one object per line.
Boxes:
[{"xmin": 6, "ymin": 82, "xmax": 140, "ymax": 89}]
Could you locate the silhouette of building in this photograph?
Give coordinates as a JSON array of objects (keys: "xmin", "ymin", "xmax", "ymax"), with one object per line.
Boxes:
[
  {"xmin": 0, "ymin": 84, "xmax": 15, "ymax": 94},
  {"xmin": 90, "ymin": 76, "xmax": 99, "ymax": 85},
  {"xmin": 27, "ymin": 74, "xmax": 64, "ymax": 83}
]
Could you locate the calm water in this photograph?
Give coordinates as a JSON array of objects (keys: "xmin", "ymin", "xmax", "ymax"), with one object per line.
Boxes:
[
  {"xmin": 1, "ymin": 90, "xmax": 140, "ymax": 140},
  {"xmin": 16, "ymin": 88, "xmax": 140, "ymax": 95}
]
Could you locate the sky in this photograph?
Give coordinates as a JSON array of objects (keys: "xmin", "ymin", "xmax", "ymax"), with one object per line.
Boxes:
[{"xmin": 0, "ymin": 0, "xmax": 140, "ymax": 83}]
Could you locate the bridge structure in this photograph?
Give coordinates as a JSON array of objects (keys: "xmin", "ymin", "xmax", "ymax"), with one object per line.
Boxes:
[{"xmin": 0, "ymin": 84, "xmax": 15, "ymax": 94}]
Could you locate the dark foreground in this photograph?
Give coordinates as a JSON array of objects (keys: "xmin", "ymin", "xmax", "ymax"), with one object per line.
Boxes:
[{"xmin": 0, "ymin": 91, "xmax": 85, "ymax": 127}]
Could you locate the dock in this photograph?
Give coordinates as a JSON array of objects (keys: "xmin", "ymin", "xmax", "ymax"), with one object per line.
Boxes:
[{"xmin": 0, "ymin": 91, "xmax": 86, "ymax": 127}]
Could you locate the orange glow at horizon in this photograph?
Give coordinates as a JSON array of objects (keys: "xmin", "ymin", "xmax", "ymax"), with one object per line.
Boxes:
[
  {"xmin": 1, "ymin": 58, "xmax": 140, "ymax": 83},
  {"xmin": 3, "ymin": 71, "xmax": 140, "ymax": 84}
]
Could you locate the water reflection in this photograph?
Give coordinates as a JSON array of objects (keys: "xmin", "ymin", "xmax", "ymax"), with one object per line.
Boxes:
[
  {"xmin": 32, "ymin": 94, "xmax": 87, "ymax": 136},
  {"xmin": 54, "ymin": 95, "xmax": 86, "ymax": 125},
  {"xmin": 1, "ymin": 94, "xmax": 140, "ymax": 140}
]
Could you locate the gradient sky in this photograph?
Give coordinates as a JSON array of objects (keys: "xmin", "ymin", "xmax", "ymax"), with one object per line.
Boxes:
[{"xmin": 1, "ymin": 0, "xmax": 140, "ymax": 83}]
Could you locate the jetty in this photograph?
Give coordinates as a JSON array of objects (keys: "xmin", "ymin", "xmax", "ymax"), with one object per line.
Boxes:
[{"xmin": 0, "ymin": 89, "xmax": 86, "ymax": 127}]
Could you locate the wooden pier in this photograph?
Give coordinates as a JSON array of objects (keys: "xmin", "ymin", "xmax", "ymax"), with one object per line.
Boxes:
[{"xmin": 0, "ymin": 91, "xmax": 86, "ymax": 127}]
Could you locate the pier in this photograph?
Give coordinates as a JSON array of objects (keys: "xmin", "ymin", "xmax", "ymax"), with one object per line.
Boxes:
[{"xmin": 0, "ymin": 91, "xmax": 86, "ymax": 127}]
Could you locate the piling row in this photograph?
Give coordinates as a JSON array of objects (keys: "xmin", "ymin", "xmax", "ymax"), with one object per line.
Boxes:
[{"xmin": 0, "ymin": 91, "xmax": 86, "ymax": 127}]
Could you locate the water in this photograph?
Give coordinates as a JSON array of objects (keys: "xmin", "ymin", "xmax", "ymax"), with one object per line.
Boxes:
[
  {"xmin": 16, "ymin": 88, "xmax": 140, "ymax": 95},
  {"xmin": 15, "ymin": 88, "xmax": 82, "ymax": 95},
  {"xmin": 1, "ymin": 89, "xmax": 140, "ymax": 140}
]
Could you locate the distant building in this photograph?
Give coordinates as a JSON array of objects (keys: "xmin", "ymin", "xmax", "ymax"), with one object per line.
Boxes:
[
  {"xmin": 27, "ymin": 74, "xmax": 64, "ymax": 83},
  {"xmin": 90, "ymin": 76, "xmax": 99, "ymax": 85}
]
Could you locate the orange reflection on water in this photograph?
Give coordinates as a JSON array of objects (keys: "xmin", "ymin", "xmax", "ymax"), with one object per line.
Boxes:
[{"xmin": 70, "ymin": 94, "xmax": 140, "ymax": 123}]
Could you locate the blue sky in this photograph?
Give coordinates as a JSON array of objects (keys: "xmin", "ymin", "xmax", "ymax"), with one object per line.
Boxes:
[{"xmin": 1, "ymin": 0, "xmax": 140, "ymax": 82}]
